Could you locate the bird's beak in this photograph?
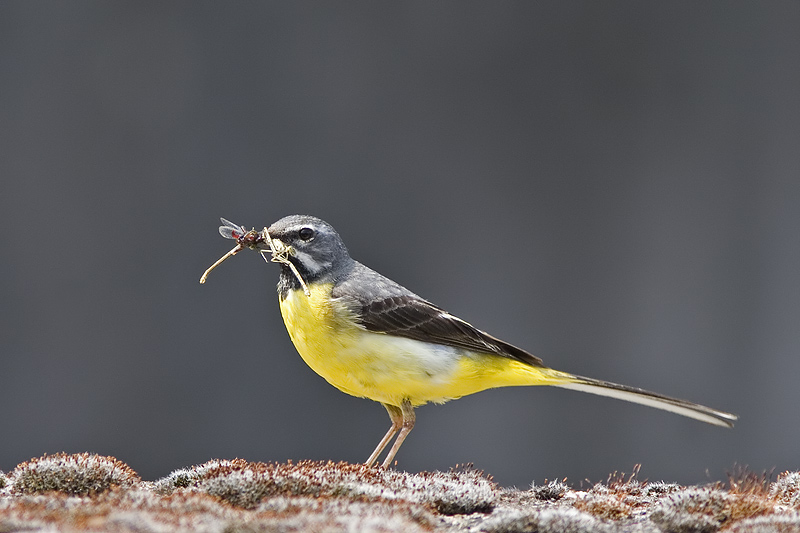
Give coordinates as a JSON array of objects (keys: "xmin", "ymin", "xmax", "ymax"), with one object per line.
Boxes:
[
  {"xmin": 256, "ymin": 228, "xmax": 284, "ymax": 255},
  {"xmin": 255, "ymin": 228, "xmax": 278, "ymax": 252}
]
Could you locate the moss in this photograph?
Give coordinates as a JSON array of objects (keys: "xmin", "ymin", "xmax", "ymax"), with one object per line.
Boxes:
[
  {"xmin": 771, "ymin": 471, "xmax": 800, "ymax": 508},
  {"xmin": 150, "ymin": 459, "xmax": 498, "ymax": 514},
  {"xmin": 9, "ymin": 453, "xmax": 140, "ymax": 496},
  {"xmin": 725, "ymin": 512, "xmax": 800, "ymax": 533},
  {"xmin": 649, "ymin": 483, "xmax": 779, "ymax": 533},
  {"xmin": 531, "ymin": 480, "xmax": 569, "ymax": 502},
  {"xmin": 153, "ymin": 468, "xmax": 195, "ymax": 492},
  {"xmin": 573, "ymin": 492, "xmax": 633, "ymax": 521},
  {"xmin": 4, "ymin": 457, "xmax": 800, "ymax": 532},
  {"xmin": 478, "ymin": 506, "xmax": 619, "ymax": 533}
]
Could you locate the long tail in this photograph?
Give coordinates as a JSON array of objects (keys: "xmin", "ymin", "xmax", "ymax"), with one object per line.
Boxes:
[{"xmin": 551, "ymin": 372, "xmax": 737, "ymax": 428}]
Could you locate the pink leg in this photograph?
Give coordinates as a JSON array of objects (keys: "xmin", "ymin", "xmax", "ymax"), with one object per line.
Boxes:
[
  {"xmin": 380, "ymin": 399, "xmax": 415, "ymax": 468},
  {"xmin": 365, "ymin": 403, "xmax": 403, "ymax": 467}
]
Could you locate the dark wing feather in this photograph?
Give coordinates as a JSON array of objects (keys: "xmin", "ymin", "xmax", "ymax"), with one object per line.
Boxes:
[{"xmin": 358, "ymin": 295, "xmax": 544, "ymax": 368}]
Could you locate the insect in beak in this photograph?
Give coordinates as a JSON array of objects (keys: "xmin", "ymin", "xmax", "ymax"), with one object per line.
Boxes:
[
  {"xmin": 199, "ymin": 219, "xmax": 265, "ymax": 284},
  {"xmin": 200, "ymin": 218, "xmax": 311, "ymax": 297}
]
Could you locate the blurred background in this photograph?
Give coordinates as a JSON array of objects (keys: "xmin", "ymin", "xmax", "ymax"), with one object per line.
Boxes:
[{"xmin": 2, "ymin": 2, "xmax": 798, "ymax": 488}]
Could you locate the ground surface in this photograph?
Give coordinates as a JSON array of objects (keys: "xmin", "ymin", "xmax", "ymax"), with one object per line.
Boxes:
[{"xmin": 2, "ymin": 453, "xmax": 799, "ymax": 532}]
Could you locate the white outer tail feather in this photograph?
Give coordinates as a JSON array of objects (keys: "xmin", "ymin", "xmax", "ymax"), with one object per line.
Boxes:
[{"xmin": 554, "ymin": 376, "xmax": 737, "ymax": 428}]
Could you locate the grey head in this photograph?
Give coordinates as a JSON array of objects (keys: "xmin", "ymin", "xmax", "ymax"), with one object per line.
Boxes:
[{"xmin": 268, "ymin": 215, "xmax": 355, "ymax": 295}]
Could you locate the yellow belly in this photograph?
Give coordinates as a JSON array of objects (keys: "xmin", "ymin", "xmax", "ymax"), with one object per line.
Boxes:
[{"xmin": 278, "ymin": 284, "xmax": 575, "ymax": 407}]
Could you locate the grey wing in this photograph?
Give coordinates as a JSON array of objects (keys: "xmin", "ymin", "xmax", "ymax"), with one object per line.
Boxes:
[
  {"xmin": 359, "ymin": 295, "xmax": 544, "ymax": 367},
  {"xmin": 332, "ymin": 262, "xmax": 544, "ymax": 368}
]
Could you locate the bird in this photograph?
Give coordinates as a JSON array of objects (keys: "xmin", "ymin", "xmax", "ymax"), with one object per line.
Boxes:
[{"xmin": 201, "ymin": 214, "xmax": 737, "ymax": 469}]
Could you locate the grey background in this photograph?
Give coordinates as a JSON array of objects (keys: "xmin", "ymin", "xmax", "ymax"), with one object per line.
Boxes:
[{"xmin": 2, "ymin": 2, "xmax": 798, "ymax": 488}]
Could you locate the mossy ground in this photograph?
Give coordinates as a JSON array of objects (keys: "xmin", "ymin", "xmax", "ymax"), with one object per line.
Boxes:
[{"xmin": 1, "ymin": 454, "xmax": 799, "ymax": 532}]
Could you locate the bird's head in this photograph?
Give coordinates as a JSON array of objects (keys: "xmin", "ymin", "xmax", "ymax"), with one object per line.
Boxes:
[{"xmin": 266, "ymin": 215, "xmax": 354, "ymax": 284}]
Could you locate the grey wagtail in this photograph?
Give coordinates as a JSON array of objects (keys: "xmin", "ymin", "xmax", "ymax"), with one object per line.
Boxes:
[{"xmin": 201, "ymin": 215, "xmax": 737, "ymax": 468}]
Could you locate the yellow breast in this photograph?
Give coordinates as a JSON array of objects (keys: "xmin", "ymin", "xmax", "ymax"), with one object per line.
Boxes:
[
  {"xmin": 278, "ymin": 283, "xmax": 568, "ymax": 407},
  {"xmin": 278, "ymin": 283, "xmax": 362, "ymax": 394},
  {"xmin": 278, "ymin": 284, "xmax": 463, "ymax": 405}
]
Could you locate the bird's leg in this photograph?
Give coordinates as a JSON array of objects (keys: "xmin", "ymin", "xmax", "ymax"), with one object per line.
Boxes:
[
  {"xmin": 380, "ymin": 399, "xmax": 415, "ymax": 468},
  {"xmin": 365, "ymin": 403, "xmax": 403, "ymax": 467}
]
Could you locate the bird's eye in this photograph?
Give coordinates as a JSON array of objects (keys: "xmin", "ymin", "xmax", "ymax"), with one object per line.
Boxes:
[{"xmin": 298, "ymin": 227, "xmax": 315, "ymax": 241}]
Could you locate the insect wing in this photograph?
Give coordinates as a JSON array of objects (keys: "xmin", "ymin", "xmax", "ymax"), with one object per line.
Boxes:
[{"xmin": 219, "ymin": 218, "xmax": 246, "ymax": 240}]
